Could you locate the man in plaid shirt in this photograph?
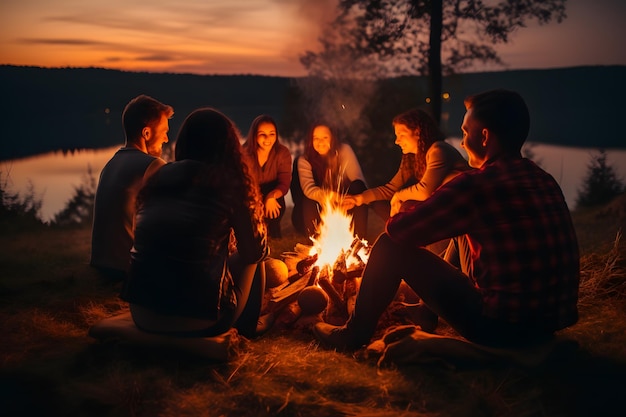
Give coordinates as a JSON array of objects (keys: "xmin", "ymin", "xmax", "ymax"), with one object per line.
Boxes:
[{"xmin": 314, "ymin": 89, "xmax": 580, "ymax": 351}]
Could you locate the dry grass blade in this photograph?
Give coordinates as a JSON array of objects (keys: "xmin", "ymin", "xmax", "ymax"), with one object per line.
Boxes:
[
  {"xmin": 226, "ymin": 351, "xmax": 251, "ymax": 383},
  {"xmin": 579, "ymin": 229, "xmax": 625, "ymax": 306}
]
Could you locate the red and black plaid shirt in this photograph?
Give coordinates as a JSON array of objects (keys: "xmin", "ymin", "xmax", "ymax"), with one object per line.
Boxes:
[{"xmin": 386, "ymin": 156, "xmax": 580, "ymax": 330}]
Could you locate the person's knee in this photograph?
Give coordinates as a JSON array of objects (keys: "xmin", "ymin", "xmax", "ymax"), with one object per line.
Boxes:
[
  {"xmin": 372, "ymin": 234, "xmax": 441, "ymax": 263},
  {"xmin": 370, "ymin": 233, "xmax": 404, "ymax": 258}
]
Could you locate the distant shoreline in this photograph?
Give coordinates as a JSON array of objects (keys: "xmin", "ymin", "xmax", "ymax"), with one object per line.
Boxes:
[
  {"xmin": 1, "ymin": 65, "xmax": 624, "ymax": 160},
  {"xmin": 3, "ymin": 138, "xmax": 625, "ymax": 164}
]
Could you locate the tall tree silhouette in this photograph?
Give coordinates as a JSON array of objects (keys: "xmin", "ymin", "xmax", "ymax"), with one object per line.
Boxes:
[{"xmin": 300, "ymin": 0, "xmax": 567, "ymax": 123}]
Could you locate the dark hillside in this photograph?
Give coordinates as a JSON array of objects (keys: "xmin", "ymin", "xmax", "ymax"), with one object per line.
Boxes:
[
  {"xmin": 441, "ymin": 66, "xmax": 626, "ymax": 147},
  {"xmin": 1, "ymin": 65, "xmax": 624, "ymax": 161},
  {"xmin": 0, "ymin": 66, "xmax": 291, "ymax": 160}
]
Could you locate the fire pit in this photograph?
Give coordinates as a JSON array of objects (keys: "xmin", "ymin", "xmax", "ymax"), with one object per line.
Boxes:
[{"xmin": 270, "ymin": 199, "xmax": 371, "ymax": 324}]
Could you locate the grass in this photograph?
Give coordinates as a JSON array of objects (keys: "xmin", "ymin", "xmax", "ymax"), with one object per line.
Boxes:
[{"xmin": 1, "ymin": 201, "xmax": 626, "ymax": 417}]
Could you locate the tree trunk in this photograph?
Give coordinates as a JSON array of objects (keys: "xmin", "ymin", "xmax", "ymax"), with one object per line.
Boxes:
[{"xmin": 428, "ymin": 0, "xmax": 443, "ymax": 124}]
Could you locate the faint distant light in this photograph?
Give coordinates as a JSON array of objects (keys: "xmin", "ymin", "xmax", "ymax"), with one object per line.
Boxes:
[
  {"xmin": 341, "ymin": 104, "xmax": 346, "ymax": 110},
  {"xmin": 442, "ymin": 92, "xmax": 450, "ymax": 101},
  {"xmin": 425, "ymin": 97, "xmax": 431, "ymax": 103},
  {"xmin": 104, "ymin": 108, "xmax": 110, "ymax": 114}
]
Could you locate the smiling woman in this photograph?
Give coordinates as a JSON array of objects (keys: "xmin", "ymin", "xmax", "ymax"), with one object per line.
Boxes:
[{"xmin": 242, "ymin": 114, "xmax": 292, "ymax": 238}]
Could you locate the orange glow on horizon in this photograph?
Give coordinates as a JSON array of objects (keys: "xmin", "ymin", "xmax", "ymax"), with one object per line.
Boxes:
[
  {"xmin": 0, "ymin": 0, "xmax": 335, "ymax": 77},
  {"xmin": 1, "ymin": 1, "xmax": 625, "ymax": 76}
]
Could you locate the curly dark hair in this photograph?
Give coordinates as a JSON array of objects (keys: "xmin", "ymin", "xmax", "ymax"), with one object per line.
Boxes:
[
  {"xmin": 173, "ymin": 108, "xmax": 266, "ymax": 234},
  {"xmin": 393, "ymin": 108, "xmax": 443, "ymax": 181}
]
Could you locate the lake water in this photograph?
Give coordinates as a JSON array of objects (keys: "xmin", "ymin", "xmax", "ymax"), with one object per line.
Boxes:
[{"xmin": 2, "ymin": 141, "xmax": 625, "ymax": 223}]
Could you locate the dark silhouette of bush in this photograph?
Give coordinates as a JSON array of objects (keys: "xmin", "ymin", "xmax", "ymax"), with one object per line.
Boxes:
[
  {"xmin": 51, "ymin": 165, "xmax": 97, "ymax": 227},
  {"xmin": 0, "ymin": 172, "xmax": 45, "ymax": 233},
  {"xmin": 576, "ymin": 150, "xmax": 625, "ymax": 209}
]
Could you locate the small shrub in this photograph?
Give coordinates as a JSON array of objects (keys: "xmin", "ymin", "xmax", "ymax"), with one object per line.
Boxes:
[
  {"xmin": 52, "ymin": 164, "xmax": 97, "ymax": 227},
  {"xmin": 576, "ymin": 149, "xmax": 625, "ymax": 209},
  {"xmin": 0, "ymin": 171, "xmax": 45, "ymax": 233}
]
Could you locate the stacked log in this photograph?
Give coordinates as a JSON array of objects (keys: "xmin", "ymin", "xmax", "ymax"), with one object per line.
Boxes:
[{"xmin": 270, "ymin": 243, "xmax": 365, "ymax": 323}]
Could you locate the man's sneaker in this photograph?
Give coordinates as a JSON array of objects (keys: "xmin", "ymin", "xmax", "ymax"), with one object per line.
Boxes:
[{"xmin": 313, "ymin": 322, "xmax": 363, "ymax": 351}]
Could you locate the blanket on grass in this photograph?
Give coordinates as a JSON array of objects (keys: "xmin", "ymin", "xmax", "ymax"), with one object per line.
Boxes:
[
  {"xmin": 88, "ymin": 312, "xmax": 244, "ymax": 362},
  {"xmin": 366, "ymin": 325, "xmax": 579, "ymax": 369}
]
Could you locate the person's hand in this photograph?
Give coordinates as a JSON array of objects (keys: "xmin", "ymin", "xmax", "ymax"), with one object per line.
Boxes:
[
  {"xmin": 324, "ymin": 191, "xmax": 341, "ymax": 208},
  {"xmin": 264, "ymin": 197, "xmax": 282, "ymax": 219},
  {"xmin": 342, "ymin": 195, "xmax": 357, "ymax": 210},
  {"xmin": 390, "ymin": 193, "xmax": 402, "ymax": 217},
  {"xmin": 343, "ymin": 194, "xmax": 363, "ymax": 211}
]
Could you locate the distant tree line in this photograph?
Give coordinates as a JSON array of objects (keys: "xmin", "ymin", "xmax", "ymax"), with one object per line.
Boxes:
[{"xmin": 1, "ymin": 65, "xmax": 624, "ymax": 163}]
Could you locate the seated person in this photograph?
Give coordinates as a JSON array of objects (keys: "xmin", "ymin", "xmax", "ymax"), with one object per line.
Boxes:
[
  {"xmin": 314, "ymin": 89, "xmax": 580, "ymax": 351},
  {"xmin": 344, "ymin": 108, "xmax": 470, "ymax": 220},
  {"xmin": 122, "ymin": 108, "xmax": 269, "ymax": 339},
  {"xmin": 242, "ymin": 114, "xmax": 292, "ymax": 239},
  {"xmin": 91, "ymin": 95, "xmax": 173, "ymax": 281},
  {"xmin": 291, "ymin": 122, "xmax": 368, "ymax": 239}
]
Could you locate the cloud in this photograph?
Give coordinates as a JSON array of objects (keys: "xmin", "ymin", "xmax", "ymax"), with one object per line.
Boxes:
[
  {"xmin": 1, "ymin": 0, "xmax": 342, "ymax": 76},
  {"xmin": 135, "ymin": 54, "xmax": 178, "ymax": 62},
  {"xmin": 17, "ymin": 38, "xmax": 106, "ymax": 46}
]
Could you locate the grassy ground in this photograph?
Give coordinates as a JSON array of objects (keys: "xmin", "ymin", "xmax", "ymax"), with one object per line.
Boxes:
[{"xmin": 1, "ymin": 201, "xmax": 626, "ymax": 417}]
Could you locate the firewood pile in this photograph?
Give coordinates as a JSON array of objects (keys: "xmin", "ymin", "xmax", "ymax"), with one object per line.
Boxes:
[{"xmin": 266, "ymin": 239, "xmax": 369, "ymax": 327}]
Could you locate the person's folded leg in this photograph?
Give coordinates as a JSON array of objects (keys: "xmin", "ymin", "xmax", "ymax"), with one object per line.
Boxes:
[
  {"xmin": 315, "ymin": 233, "xmax": 485, "ymax": 350},
  {"xmin": 229, "ymin": 254, "xmax": 267, "ymax": 338}
]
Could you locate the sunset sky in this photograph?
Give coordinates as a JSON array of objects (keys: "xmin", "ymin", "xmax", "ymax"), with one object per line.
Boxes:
[{"xmin": 1, "ymin": 0, "xmax": 625, "ymax": 77}]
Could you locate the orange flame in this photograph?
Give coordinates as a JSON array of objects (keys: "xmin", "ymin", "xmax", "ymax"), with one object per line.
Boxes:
[{"xmin": 308, "ymin": 195, "xmax": 369, "ymax": 279}]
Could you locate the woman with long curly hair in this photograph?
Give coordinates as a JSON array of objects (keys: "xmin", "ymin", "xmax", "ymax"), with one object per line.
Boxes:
[
  {"xmin": 122, "ymin": 108, "xmax": 270, "ymax": 339},
  {"xmin": 242, "ymin": 114, "xmax": 292, "ymax": 239},
  {"xmin": 290, "ymin": 122, "xmax": 368, "ymax": 240},
  {"xmin": 344, "ymin": 108, "xmax": 471, "ymax": 220}
]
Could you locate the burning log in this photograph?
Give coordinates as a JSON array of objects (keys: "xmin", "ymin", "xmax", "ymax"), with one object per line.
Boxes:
[
  {"xmin": 345, "ymin": 237, "xmax": 368, "ymax": 268},
  {"xmin": 343, "ymin": 277, "xmax": 360, "ymax": 316},
  {"xmin": 317, "ymin": 269, "xmax": 348, "ymax": 318},
  {"xmin": 331, "ymin": 250, "xmax": 364, "ymax": 285},
  {"xmin": 306, "ymin": 266, "xmax": 319, "ymax": 286},
  {"xmin": 296, "ymin": 253, "xmax": 318, "ymax": 276},
  {"xmin": 332, "ymin": 251, "xmax": 348, "ymax": 284},
  {"xmin": 346, "ymin": 236, "xmax": 363, "ymax": 256},
  {"xmin": 294, "ymin": 243, "xmax": 313, "ymax": 256},
  {"xmin": 269, "ymin": 266, "xmax": 319, "ymax": 310},
  {"xmin": 345, "ymin": 267, "xmax": 364, "ymax": 279}
]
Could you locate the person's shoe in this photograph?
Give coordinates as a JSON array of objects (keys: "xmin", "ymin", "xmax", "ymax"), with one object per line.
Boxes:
[
  {"xmin": 254, "ymin": 312, "xmax": 276, "ymax": 337},
  {"xmin": 313, "ymin": 322, "xmax": 363, "ymax": 351}
]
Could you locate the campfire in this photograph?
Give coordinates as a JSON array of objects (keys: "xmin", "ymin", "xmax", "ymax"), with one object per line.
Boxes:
[{"xmin": 271, "ymin": 198, "xmax": 371, "ymax": 324}]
